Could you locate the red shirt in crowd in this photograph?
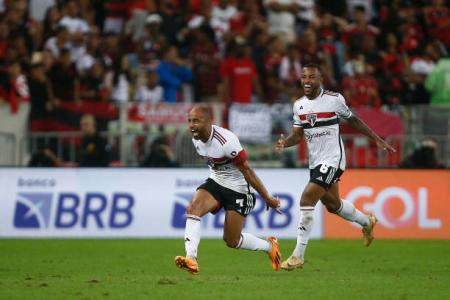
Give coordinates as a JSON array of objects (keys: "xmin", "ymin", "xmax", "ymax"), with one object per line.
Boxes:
[
  {"xmin": 342, "ymin": 75, "xmax": 381, "ymax": 108},
  {"xmin": 220, "ymin": 57, "xmax": 257, "ymax": 103}
]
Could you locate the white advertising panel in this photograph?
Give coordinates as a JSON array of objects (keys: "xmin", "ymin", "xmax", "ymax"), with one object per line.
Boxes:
[{"xmin": 0, "ymin": 168, "xmax": 322, "ymax": 239}]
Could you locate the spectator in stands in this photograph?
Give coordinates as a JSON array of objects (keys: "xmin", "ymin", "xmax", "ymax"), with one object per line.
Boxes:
[
  {"xmin": 137, "ymin": 13, "xmax": 166, "ymax": 69},
  {"xmin": 58, "ymin": 0, "xmax": 89, "ymax": 38},
  {"xmin": 0, "ymin": 18, "xmax": 9, "ymax": 62},
  {"xmin": 156, "ymin": 45, "xmax": 192, "ymax": 102},
  {"xmin": 9, "ymin": 34, "xmax": 31, "ymax": 68},
  {"xmin": 41, "ymin": 5, "xmax": 60, "ymax": 42},
  {"xmin": 141, "ymin": 135, "xmax": 179, "ymax": 168},
  {"xmin": 5, "ymin": 0, "xmax": 37, "ymax": 53},
  {"xmin": 296, "ymin": 0, "xmax": 316, "ymax": 34},
  {"xmin": 210, "ymin": 0, "xmax": 238, "ymax": 46},
  {"xmin": 379, "ymin": 32, "xmax": 406, "ymax": 107},
  {"xmin": 48, "ymin": 48, "xmax": 80, "ymax": 104},
  {"xmin": 220, "ymin": 36, "xmax": 262, "ymax": 103},
  {"xmin": 263, "ymin": 36, "xmax": 285, "ymax": 104},
  {"xmin": 78, "ymin": 113, "xmax": 111, "ymax": 167},
  {"xmin": 0, "ymin": 60, "xmax": 29, "ymax": 114},
  {"xmin": 425, "ymin": 56, "xmax": 450, "ymax": 106},
  {"xmin": 342, "ymin": 55, "xmax": 381, "ymax": 108},
  {"xmin": 79, "ymin": 60, "xmax": 108, "ymax": 102},
  {"xmin": 317, "ymin": 12, "xmax": 347, "ymax": 81},
  {"xmin": 158, "ymin": 0, "xmax": 184, "ymax": 46},
  {"xmin": 28, "ymin": 61, "xmax": 54, "ymax": 131},
  {"xmin": 126, "ymin": 0, "xmax": 158, "ymax": 43},
  {"xmin": 190, "ymin": 25, "xmax": 221, "ymax": 102},
  {"xmin": 405, "ymin": 42, "xmax": 439, "ymax": 105},
  {"xmin": 76, "ymin": 27, "xmax": 101, "ymax": 76},
  {"xmin": 134, "ymin": 69, "xmax": 163, "ymax": 103},
  {"xmin": 28, "ymin": 141, "xmax": 62, "ymax": 167},
  {"xmin": 299, "ymin": 27, "xmax": 335, "ymax": 89},
  {"xmin": 44, "ymin": 25, "xmax": 70, "ymax": 59},
  {"xmin": 279, "ymin": 43, "xmax": 302, "ymax": 101},
  {"xmin": 341, "ymin": 5, "xmax": 379, "ymax": 57},
  {"xmin": 424, "ymin": 0, "xmax": 450, "ymax": 48},
  {"xmin": 105, "ymin": 54, "xmax": 131, "ymax": 104},
  {"xmin": 400, "ymin": 138, "xmax": 445, "ymax": 169},
  {"xmin": 263, "ymin": 0, "xmax": 299, "ymax": 45}
]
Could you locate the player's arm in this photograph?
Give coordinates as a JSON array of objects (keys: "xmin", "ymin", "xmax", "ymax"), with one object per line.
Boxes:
[
  {"xmin": 345, "ymin": 114, "xmax": 396, "ymax": 153},
  {"xmin": 275, "ymin": 126, "xmax": 304, "ymax": 153},
  {"xmin": 235, "ymin": 159, "xmax": 281, "ymax": 214}
]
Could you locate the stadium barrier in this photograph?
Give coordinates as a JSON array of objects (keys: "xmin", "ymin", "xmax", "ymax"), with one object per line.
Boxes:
[
  {"xmin": 0, "ymin": 168, "xmax": 323, "ymax": 239},
  {"xmin": 324, "ymin": 169, "xmax": 450, "ymax": 239},
  {"xmin": 1, "ymin": 168, "xmax": 448, "ymax": 239}
]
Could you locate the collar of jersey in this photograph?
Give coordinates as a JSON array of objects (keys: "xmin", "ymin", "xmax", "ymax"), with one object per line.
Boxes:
[
  {"xmin": 305, "ymin": 88, "xmax": 324, "ymax": 101},
  {"xmin": 205, "ymin": 125, "xmax": 215, "ymax": 144}
]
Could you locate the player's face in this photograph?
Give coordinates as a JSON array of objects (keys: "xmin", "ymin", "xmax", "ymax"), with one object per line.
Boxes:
[
  {"xmin": 188, "ymin": 109, "xmax": 212, "ymax": 141},
  {"xmin": 301, "ymin": 67, "xmax": 322, "ymax": 98}
]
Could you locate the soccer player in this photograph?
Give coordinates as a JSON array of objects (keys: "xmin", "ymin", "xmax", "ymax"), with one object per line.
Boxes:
[
  {"xmin": 275, "ymin": 63, "xmax": 395, "ymax": 271},
  {"xmin": 175, "ymin": 105, "xmax": 282, "ymax": 274}
]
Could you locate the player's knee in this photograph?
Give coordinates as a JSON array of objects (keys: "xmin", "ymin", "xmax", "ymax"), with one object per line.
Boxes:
[
  {"xmin": 325, "ymin": 202, "xmax": 340, "ymax": 213},
  {"xmin": 223, "ymin": 235, "xmax": 239, "ymax": 248},
  {"xmin": 186, "ymin": 203, "xmax": 200, "ymax": 216}
]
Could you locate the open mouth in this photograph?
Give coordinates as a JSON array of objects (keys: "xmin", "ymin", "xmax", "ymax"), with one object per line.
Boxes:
[
  {"xmin": 303, "ymin": 84, "xmax": 312, "ymax": 93},
  {"xmin": 191, "ymin": 129, "xmax": 199, "ymax": 139}
]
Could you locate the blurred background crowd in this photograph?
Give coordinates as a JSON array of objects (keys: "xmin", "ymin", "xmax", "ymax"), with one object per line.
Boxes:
[{"xmin": 0, "ymin": 0, "xmax": 449, "ymax": 168}]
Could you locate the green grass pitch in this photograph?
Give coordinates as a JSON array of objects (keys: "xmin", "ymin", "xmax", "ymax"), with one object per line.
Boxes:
[{"xmin": 0, "ymin": 239, "xmax": 449, "ymax": 300}]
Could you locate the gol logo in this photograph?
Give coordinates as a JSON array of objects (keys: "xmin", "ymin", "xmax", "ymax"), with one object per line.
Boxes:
[{"xmin": 346, "ymin": 186, "xmax": 442, "ymax": 229}]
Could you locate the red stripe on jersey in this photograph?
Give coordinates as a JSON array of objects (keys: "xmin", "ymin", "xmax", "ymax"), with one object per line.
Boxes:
[
  {"xmin": 232, "ymin": 149, "xmax": 248, "ymax": 166},
  {"xmin": 299, "ymin": 112, "xmax": 336, "ymax": 120}
]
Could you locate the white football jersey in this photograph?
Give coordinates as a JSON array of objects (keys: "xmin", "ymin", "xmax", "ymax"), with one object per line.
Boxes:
[
  {"xmin": 193, "ymin": 125, "xmax": 251, "ymax": 194},
  {"xmin": 292, "ymin": 89, "xmax": 353, "ymax": 170}
]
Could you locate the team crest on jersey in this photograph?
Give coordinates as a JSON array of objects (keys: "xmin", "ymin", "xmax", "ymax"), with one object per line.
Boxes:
[{"xmin": 306, "ymin": 113, "xmax": 317, "ymax": 126}]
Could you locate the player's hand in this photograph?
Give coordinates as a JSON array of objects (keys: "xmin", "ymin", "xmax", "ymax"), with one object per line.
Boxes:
[
  {"xmin": 376, "ymin": 139, "xmax": 396, "ymax": 154},
  {"xmin": 275, "ymin": 134, "xmax": 285, "ymax": 154},
  {"xmin": 265, "ymin": 196, "xmax": 282, "ymax": 214}
]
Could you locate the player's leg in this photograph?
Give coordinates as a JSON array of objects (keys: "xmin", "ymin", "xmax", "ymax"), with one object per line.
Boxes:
[
  {"xmin": 282, "ymin": 181, "xmax": 326, "ymax": 270},
  {"xmin": 175, "ymin": 189, "xmax": 218, "ymax": 274},
  {"xmin": 223, "ymin": 209, "xmax": 281, "ymax": 270},
  {"xmin": 321, "ymin": 183, "xmax": 377, "ymax": 246}
]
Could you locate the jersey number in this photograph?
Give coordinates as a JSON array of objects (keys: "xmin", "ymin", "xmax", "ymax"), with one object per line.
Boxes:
[{"xmin": 320, "ymin": 165, "xmax": 329, "ymax": 174}]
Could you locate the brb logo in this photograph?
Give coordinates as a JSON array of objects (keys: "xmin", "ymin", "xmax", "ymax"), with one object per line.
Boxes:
[
  {"xmin": 14, "ymin": 192, "xmax": 134, "ymax": 229},
  {"xmin": 171, "ymin": 193, "xmax": 294, "ymax": 229},
  {"xmin": 346, "ymin": 187, "xmax": 442, "ymax": 229}
]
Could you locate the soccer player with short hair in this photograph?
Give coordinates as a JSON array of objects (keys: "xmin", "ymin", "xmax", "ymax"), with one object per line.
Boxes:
[
  {"xmin": 175, "ymin": 105, "xmax": 282, "ymax": 274},
  {"xmin": 276, "ymin": 63, "xmax": 395, "ymax": 270}
]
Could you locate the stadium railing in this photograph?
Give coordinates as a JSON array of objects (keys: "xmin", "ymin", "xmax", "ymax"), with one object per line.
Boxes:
[
  {"xmin": 1, "ymin": 102, "xmax": 448, "ymax": 168},
  {"xmin": 12, "ymin": 131, "xmax": 449, "ymax": 168}
]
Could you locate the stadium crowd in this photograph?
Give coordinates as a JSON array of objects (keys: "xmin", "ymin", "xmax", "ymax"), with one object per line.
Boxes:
[
  {"xmin": 0, "ymin": 0, "xmax": 448, "ymax": 167},
  {"xmin": 0, "ymin": 0, "xmax": 449, "ymax": 114}
]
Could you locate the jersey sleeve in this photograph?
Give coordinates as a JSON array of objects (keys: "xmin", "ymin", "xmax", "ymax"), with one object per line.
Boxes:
[
  {"xmin": 222, "ymin": 131, "xmax": 247, "ymax": 165},
  {"xmin": 292, "ymin": 102, "xmax": 302, "ymax": 127},
  {"xmin": 336, "ymin": 94, "xmax": 353, "ymax": 119}
]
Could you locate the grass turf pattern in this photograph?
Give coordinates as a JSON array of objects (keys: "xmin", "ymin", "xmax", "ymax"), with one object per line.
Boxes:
[{"xmin": 0, "ymin": 239, "xmax": 449, "ymax": 300}]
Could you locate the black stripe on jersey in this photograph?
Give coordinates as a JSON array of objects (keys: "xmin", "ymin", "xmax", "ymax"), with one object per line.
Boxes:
[
  {"xmin": 323, "ymin": 90, "xmax": 339, "ymax": 97},
  {"xmin": 213, "ymin": 129, "xmax": 226, "ymax": 145},
  {"xmin": 301, "ymin": 118, "xmax": 339, "ymax": 129}
]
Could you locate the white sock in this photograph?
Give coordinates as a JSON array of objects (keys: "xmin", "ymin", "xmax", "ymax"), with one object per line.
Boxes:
[
  {"xmin": 292, "ymin": 206, "xmax": 314, "ymax": 260},
  {"xmin": 236, "ymin": 232, "xmax": 271, "ymax": 252},
  {"xmin": 336, "ymin": 200, "xmax": 370, "ymax": 227},
  {"xmin": 184, "ymin": 214, "xmax": 201, "ymax": 258}
]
